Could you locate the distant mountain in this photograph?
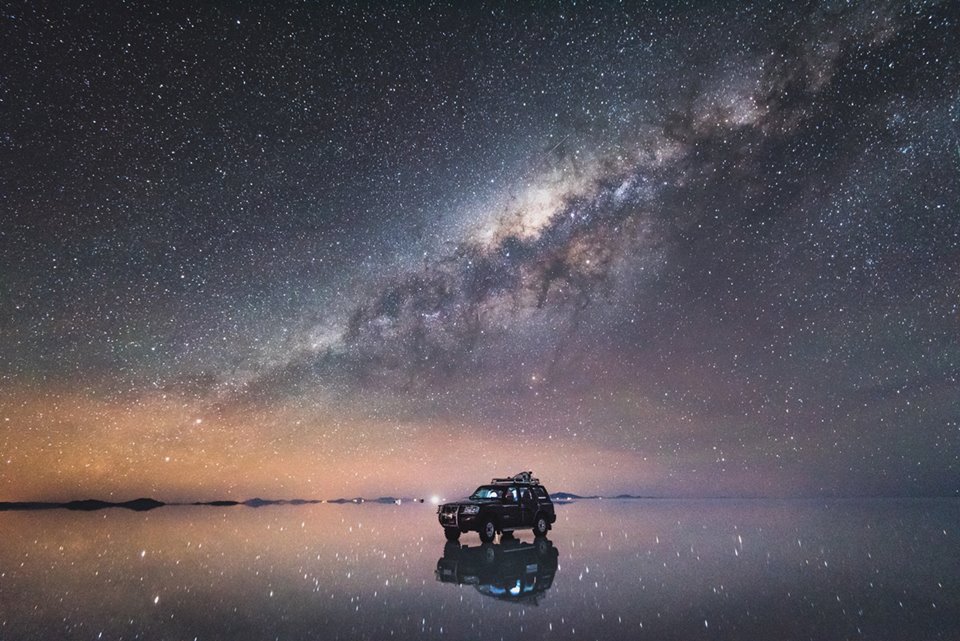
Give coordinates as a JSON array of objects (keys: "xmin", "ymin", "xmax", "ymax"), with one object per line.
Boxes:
[
  {"xmin": 242, "ymin": 497, "xmax": 317, "ymax": 507},
  {"xmin": 553, "ymin": 492, "xmax": 658, "ymax": 500},
  {"xmin": 0, "ymin": 494, "xmax": 582, "ymax": 511},
  {"xmin": 0, "ymin": 498, "xmax": 165, "ymax": 512},
  {"xmin": 325, "ymin": 496, "xmax": 421, "ymax": 504},
  {"xmin": 0, "ymin": 496, "xmax": 428, "ymax": 510},
  {"xmin": 0, "ymin": 497, "xmax": 328, "ymax": 511},
  {"xmin": 551, "ymin": 492, "xmax": 598, "ymax": 500}
]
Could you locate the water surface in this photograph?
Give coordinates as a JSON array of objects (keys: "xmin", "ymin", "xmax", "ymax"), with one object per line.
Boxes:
[{"xmin": 1, "ymin": 499, "xmax": 956, "ymax": 640}]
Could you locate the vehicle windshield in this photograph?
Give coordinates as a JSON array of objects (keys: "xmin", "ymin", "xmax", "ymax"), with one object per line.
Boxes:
[{"xmin": 470, "ymin": 486, "xmax": 504, "ymax": 500}]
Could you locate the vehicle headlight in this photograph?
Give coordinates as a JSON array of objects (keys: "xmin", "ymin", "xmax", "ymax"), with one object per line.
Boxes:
[{"xmin": 462, "ymin": 505, "xmax": 480, "ymax": 515}]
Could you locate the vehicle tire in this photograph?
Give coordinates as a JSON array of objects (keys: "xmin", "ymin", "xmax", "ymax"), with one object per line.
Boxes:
[
  {"xmin": 478, "ymin": 519, "xmax": 496, "ymax": 543},
  {"xmin": 482, "ymin": 546, "xmax": 496, "ymax": 564},
  {"xmin": 533, "ymin": 513, "xmax": 549, "ymax": 537},
  {"xmin": 535, "ymin": 537, "xmax": 550, "ymax": 556},
  {"xmin": 444, "ymin": 540, "xmax": 461, "ymax": 556},
  {"xmin": 444, "ymin": 528, "xmax": 461, "ymax": 541}
]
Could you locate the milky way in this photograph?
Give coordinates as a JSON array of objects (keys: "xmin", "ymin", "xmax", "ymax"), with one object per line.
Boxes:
[{"xmin": 1, "ymin": 2, "xmax": 958, "ymax": 500}]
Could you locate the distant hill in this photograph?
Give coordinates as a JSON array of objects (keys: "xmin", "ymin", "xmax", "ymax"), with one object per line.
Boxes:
[
  {"xmin": 326, "ymin": 497, "xmax": 422, "ymax": 504},
  {"xmin": 0, "ymin": 498, "xmax": 165, "ymax": 512},
  {"xmin": 551, "ymin": 492, "xmax": 598, "ymax": 500},
  {"xmin": 0, "ymin": 496, "xmax": 428, "ymax": 510},
  {"xmin": 241, "ymin": 498, "xmax": 323, "ymax": 507},
  {"xmin": 0, "ymin": 497, "xmax": 329, "ymax": 511},
  {"xmin": 4, "ymin": 493, "xmax": 638, "ymax": 511}
]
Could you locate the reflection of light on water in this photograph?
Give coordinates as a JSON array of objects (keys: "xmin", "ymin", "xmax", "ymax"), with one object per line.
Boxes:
[
  {"xmin": 2, "ymin": 501, "xmax": 958, "ymax": 640},
  {"xmin": 486, "ymin": 580, "xmax": 524, "ymax": 596}
]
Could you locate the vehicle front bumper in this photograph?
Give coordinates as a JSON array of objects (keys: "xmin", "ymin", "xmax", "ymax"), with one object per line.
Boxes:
[{"xmin": 438, "ymin": 507, "xmax": 479, "ymax": 530}]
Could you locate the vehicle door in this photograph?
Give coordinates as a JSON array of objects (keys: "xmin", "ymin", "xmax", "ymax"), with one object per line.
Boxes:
[
  {"xmin": 534, "ymin": 486, "xmax": 553, "ymax": 517},
  {"xmin": 500, "ymin": 486, "xmax": 520, "ymax": 528},
  {"xmin": 519, "ymin": 487, "xmax": 538, "ymax": 526}
]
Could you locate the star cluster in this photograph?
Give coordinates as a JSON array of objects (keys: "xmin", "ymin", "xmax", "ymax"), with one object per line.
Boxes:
[{"xmin": 1, "ymin": 1, "xmax": 958, "ymax": 500}]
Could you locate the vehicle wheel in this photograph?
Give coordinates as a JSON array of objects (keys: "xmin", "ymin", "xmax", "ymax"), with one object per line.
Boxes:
[
  {"xmin": 535, "ymin": 537, "xmax": 550, "ymax": 556},
  {"xmin": 444, "ymin": 540, "xmax": 461, "ymax": 555},
  {"xmin": 482, "ymin": 546, "xmax": 496, "ymax": 564},
  {"xmin": 478, "ymin": 519, "xmax": 496, "ymax": 543},
  {"xmin": 444, "ymin": 528, "xmax": 461, "ymax": 541},
  {"xmin": 533, "ymin": 513, "xmax": 549, "ymax": 537}
]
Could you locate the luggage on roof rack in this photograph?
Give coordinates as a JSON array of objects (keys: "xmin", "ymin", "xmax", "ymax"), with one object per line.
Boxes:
[{"xmin": 491, "ymin": 471, "xmax": 540, "ymax": 485}]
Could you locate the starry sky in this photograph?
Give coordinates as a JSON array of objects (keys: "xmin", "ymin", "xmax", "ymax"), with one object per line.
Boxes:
[{"xmin": 1, "ymin": 1, "xmax": 958, "ymax": 501}]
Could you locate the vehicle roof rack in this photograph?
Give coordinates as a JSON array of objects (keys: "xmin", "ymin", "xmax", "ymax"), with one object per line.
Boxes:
[{"xmin": 491, "ymin": 471, "xmax": 540, "ymax": 485}]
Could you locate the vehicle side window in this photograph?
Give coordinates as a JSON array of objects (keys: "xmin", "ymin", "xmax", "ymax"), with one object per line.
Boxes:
[
  {"xmin": 520, "ymin": 488, "xmax": 531, "ymax": 501},
  {"xmin": 504, "ymin": 487, "xmax": 518, "ymax": 502},
  {"xmin": 535, "ymin": 487, "xmax": 548, "ymax": 499}
]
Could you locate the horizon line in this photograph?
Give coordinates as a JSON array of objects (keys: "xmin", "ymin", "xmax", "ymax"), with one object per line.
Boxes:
[{"xmin": 1, "ymin": 492, "xmax": 958, "ymax": 510}]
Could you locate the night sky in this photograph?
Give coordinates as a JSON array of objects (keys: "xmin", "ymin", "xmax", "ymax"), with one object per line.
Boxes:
[{"xmin": 2, "ymin": 1, "xmax": 958, "ymax": 501}]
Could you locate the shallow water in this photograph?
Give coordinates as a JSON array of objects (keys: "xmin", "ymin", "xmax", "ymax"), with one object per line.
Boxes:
[{"xmin": 0, "ymin": 499, "xmax": 957, "ymax": 640}]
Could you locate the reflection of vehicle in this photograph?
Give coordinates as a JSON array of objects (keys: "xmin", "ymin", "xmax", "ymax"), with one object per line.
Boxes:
[
  {"xmin": 437, "ymin": 471, "xmax": 556, "ymax": 542},
  {"xmin": 435, "ymin": 538, "xmax": 559, "ymax": 605}
]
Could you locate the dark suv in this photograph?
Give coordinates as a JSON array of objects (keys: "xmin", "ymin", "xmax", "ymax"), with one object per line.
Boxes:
[{"xmin": 436, "ymin": 472, "xmax": 556, "ymax": 542}]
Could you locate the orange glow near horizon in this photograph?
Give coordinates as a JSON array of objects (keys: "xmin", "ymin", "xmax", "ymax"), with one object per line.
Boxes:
[{"xmin": 1, "ymin": 385, "xmax": 682, "ymax": 502}]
